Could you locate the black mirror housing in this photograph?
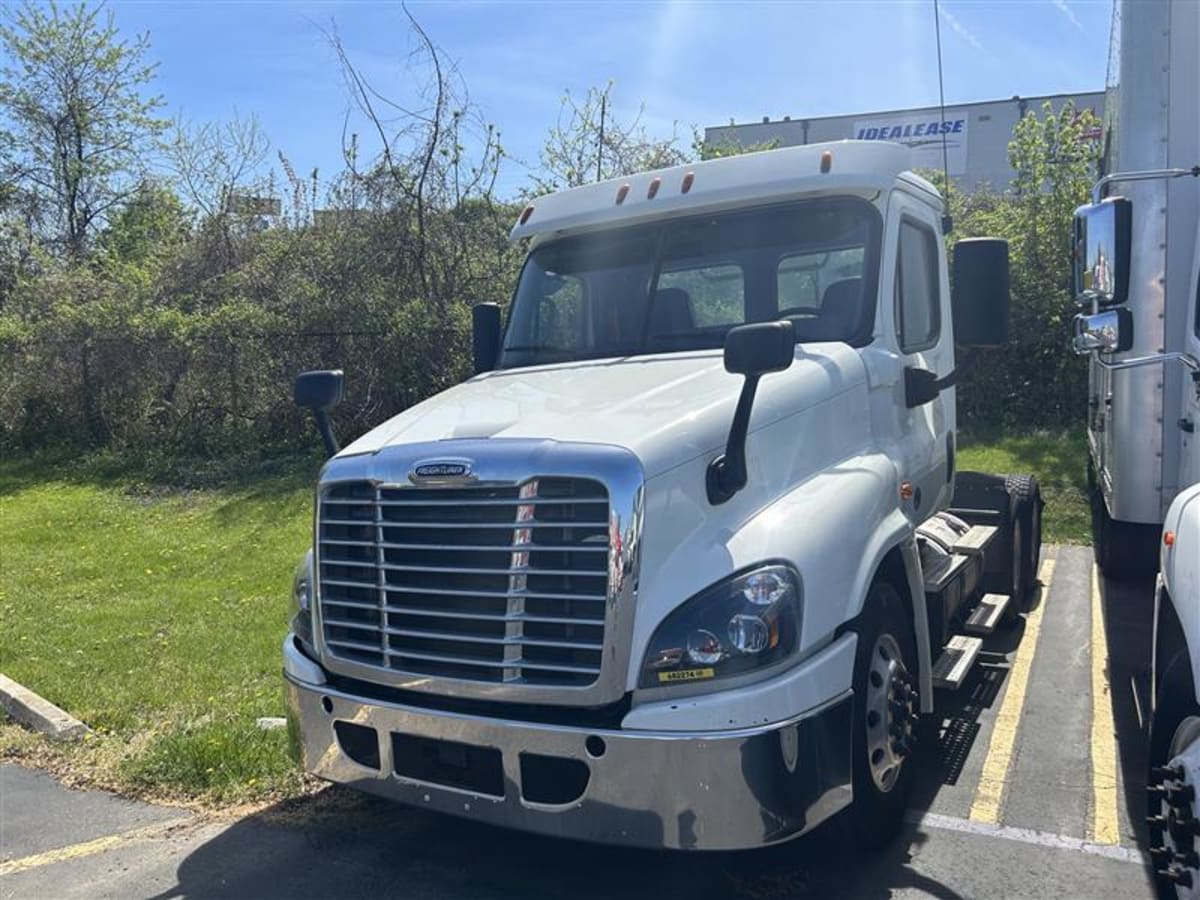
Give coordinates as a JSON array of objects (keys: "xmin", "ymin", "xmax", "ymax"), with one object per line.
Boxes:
[
  {"xmin": 472, "ymin": 303, "xmax": 502, "ymax": 374},
  {"xmin": 294, "ymin": 370, "xmax": 344, "ymax": 457},
  {"xmin": 723, "ymin": 320, "xmax": 796, "ymax": 376},
  {"xmin": 294, "ymin": 370, "xmax": 345, "ymax": 412},
  {"xmin": 952, "ymin": 238, "xmax": 1010, "ymax": 348}
]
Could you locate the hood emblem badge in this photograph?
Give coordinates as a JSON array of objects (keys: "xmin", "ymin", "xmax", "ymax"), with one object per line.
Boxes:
[{"xmin": 410, "ymin": 460, "xmax": 474, "ymax": 483}]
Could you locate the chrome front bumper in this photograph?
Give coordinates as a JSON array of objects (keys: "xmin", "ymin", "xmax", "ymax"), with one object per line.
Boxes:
[{"xmin": 284, "ymin": 637, "xmax": 853, "ymax": 851}]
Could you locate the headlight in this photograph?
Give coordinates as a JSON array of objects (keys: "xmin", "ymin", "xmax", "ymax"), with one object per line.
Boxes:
[
  {"xmin": 291, "ymin": 549, "xmax": 315, "ymax": 652},
  {"xmin": 639, "ymin": 563, "xmax": 802, "ymax": 689}
]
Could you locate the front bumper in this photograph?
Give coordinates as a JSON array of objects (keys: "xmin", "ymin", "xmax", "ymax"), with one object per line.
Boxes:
[{"xmin": 284, "ymin": 637, "xmax": 852, "ymax": 851}]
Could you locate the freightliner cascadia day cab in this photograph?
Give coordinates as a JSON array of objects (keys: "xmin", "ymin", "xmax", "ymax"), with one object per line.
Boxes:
[
  {"xmin": 1069, "ymin": 0, "xmax": 1200, "ymax": 892},
  {"xmin": 284, "ymin": 139, "xmax": 1044, "ymax": 851}
]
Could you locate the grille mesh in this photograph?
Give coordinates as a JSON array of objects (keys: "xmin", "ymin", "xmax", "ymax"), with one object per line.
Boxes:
[{"xmin": 317, "ymin": 477, "xmax": 610, "ymax": 686}]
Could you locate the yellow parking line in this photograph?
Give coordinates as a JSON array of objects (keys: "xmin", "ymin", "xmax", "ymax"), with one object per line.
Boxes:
[
  {"xmin": 0, "ymin": 818, "xmax": 189, "ymax": 877},
  {"xmin": 969, "ymin": 557, "xmax": 1056, "ymax": 824},
  {"xmin": 1089, "ymin": 564, "xmax": 1121, "ymax": 845}
]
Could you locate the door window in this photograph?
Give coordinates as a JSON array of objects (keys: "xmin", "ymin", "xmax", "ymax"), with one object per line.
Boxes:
[{"xmin": 895, "ymin": 220, "xmax": 941, "ymax": 352}]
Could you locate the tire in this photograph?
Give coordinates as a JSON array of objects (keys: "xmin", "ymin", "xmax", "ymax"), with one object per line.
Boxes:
[
  {"xmin": 1002, "ymin": 475, "xmax": 1042, "ymax": 622},
  {"xmin": 837, "ymin": 579, "xmax": 921, "ymax": 848}
]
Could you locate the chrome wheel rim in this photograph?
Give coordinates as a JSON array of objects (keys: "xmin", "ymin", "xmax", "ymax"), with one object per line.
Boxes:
[{"xmin": 865, "ymin": 632, "xmax": 915, "ymax": 793}]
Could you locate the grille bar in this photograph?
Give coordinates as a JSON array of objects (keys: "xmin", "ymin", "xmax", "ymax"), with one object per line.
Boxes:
[{"xmin": 318, "ymin": 477, "xmax": 611, "ymax": 687}]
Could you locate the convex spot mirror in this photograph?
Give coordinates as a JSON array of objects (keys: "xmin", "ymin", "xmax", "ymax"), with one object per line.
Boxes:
[
  {"xmin": 1072, "ymin": 197, "xmax": 1131, "ymax": 306},
  {"xmin": 723, "ymin": 320, "xmax": 796, "ymax": 376},
  {"xmin": 1073, "ymin": 308, "xmax": 1133, "ymax": 355},
  {"xmin": 951, "ymin": 238, "xmax": 1010, "ymax": 348},
  {"xmin": 293, "ymin": 369, "xmax": 344, "ymax": 411}
]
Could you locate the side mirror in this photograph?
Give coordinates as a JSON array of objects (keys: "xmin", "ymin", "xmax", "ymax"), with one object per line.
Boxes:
[
  {"xmin": 293, "ymin": 369, "xmax": 344, "ymax": 457},
  {"xmin": 952, "ymin": 238, "xmax": 1009, "ymax": 347},
  {"xmin": 472, "ymin": 303, "xmax": 502, "ymax": 374},
  {"xmin": 1072, "ymin": 197, "xmax": 1131, "ymax": 306},
  {"xmin": 708, "ymin": 321, "xmax": 795, "ymax": 505},
  {"xmin": 1073, "ymin": 308, "xmax": 1133, "ymax": 355},
  {"xmin": 723, "ymin": 320, "xmax": 796, "ymax": 376}
]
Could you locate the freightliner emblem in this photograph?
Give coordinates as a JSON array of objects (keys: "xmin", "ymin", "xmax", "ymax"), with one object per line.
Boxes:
[{"xmin": 410, "ymin": 460, "xmax": 473, "ymax": 482}]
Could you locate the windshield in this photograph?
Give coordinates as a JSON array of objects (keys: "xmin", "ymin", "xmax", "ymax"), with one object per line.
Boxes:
[{"xmin": 499, "ymin": 197, "xmax": 881, "ymax": 369}]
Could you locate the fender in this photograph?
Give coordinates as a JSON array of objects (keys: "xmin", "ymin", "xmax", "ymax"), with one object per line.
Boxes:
[{"xmin": 718, "ymin": 453, "xmax": 932, "ymax": 711}]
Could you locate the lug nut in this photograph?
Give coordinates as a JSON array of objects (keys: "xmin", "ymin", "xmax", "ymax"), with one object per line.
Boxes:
[
  {"xmin": 1149, "ymin": 784, "xmax": 1168, "ymax": 798},
  {"xmin": 1175, "ymin": 851, "xmax": 1200, "ymax": 869},
  {"xmin": 1169, "ymin": 785, "xmax": 1197, "ymax": 805},
  {"xmin": 1150, "ymin": 847, "xmax": 1173, "ymax": 864},
  {"xmin": 1158, "ymin": 866, "xmax": 1195, "ymax": 888},
  {"xmin": 1148, "ymin": 815, "xmax": 1171, "ymax": 828},
  {"xmin": 1153, "ymin": 765, "xmax": 1185, "ymax": 783}
]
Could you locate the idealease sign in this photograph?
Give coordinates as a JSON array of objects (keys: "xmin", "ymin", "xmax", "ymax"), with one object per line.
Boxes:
[{"xmin": 853, "ymin": 115, "xmax": 968, "ymax": 175}]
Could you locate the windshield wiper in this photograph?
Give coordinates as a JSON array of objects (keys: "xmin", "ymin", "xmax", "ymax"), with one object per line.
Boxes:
[{"xmin": 502, "ymin": 344, "xmax": 572, "ymax": 354}]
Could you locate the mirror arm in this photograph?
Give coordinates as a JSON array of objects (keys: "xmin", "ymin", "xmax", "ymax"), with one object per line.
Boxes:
[
  {"xmin": 1092, "ymin": 165, "xmax": 1200, "ymax": 203},
  {"xmin": 931, "ymin": 349, "xmax": 978, "ymax": 392},
  {"xmin": 1092, "ymin": 351, "xmax": 1200, "ymax": 374},
  {"xmin": 707, "ymin": 374, "xmax": 761, "ymax": 506},
  {"xmin": 313, "ymin": 410, "xmax": 339, "ymax": 457}
]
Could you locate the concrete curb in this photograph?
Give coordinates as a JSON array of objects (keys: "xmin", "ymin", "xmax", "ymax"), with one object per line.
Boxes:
[{"xmin": 0, "ymin": 673, "xmax": 90, "ymax": 740}]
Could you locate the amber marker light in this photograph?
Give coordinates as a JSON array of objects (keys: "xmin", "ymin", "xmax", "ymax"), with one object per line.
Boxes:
[
  {"xmin": 647, "ymin": 177, "xmax": 661, "ymax": 199},
  {"xmin": 1164, "ymin": 531, "xmax": 1176, "ymax": 547},
  {"xmin": 518, "ymin": 205, "xmax": 534, "ymax": 225},
  {"xmin": 615, "ymin": 184, "xmax": 630, "ymax": 205},
  {"xmin": 681, "ymin": 171, "xmax": 695, "ymax": 194},
  {"xmin": 820, "ymin": 150, "xmax": 833, "ymax": 173}
]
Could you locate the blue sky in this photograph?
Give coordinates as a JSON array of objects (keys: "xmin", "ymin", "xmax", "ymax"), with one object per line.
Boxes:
[{"xmin": 100, "ymin": 0, "xmax": 1111, "ymax": 200}]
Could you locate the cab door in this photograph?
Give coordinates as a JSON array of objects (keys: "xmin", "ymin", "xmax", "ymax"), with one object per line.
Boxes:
[{"xmin": 886, "ymin": 193, "xmax": 956, "ymax": 519}]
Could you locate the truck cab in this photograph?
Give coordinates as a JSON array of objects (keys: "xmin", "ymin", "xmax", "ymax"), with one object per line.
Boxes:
[{"xmin": 284, "ymin": 140, "xmax": 1037, "ymax": 852}]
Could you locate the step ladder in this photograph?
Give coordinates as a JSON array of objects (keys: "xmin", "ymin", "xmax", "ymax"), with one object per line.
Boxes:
[
  {"xmin": 963, "ymin": 593, "xmax": 1011, "ymax": 636},
  {"xmin": 932, "ymin": 634, "xmax": 983, "ymax": 690}
]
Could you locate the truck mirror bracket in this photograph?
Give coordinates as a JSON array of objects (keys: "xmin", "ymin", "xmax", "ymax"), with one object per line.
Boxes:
[{"xmin": 707, "ymin": 373, "xmax": 762, "ymax": 505}]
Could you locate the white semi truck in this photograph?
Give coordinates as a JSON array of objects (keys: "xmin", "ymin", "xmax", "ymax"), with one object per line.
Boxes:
[
  {"xmin": 284, "ymin": 139, "xmax": 1044, "ymax": 850},
  {"xmin": 1068, "ymin": 0, "xmax": 1200, "ymax": 894}
]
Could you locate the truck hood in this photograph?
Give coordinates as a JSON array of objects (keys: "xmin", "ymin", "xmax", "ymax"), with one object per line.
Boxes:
[{"xmin": 339, "ymin": 345, "xmax": 867, "ymax": 479}]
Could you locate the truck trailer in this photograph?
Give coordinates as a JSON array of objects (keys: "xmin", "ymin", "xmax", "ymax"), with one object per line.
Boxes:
[
  {"xmin": 284, "ymin": 139, "xmax": 1043, "ymax": 851},
  {"xmin": 1068, "ymin": 0, "xmax": 1200, "ymax": 894}
]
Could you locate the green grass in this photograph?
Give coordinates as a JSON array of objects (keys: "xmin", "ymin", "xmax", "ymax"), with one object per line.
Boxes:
[
  {"xmin": 958, "ymin": 428, "xmax": 1090, "ymax": 544},
  {"xmin": 0, "ymin": 429, "xmax": 1090, "ymax": 805},
  {"xmin": 0, "ymin": 451, "xmax": 319, "ymax": 804}
]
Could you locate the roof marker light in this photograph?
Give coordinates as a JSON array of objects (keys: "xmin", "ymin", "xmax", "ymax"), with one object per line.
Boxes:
[
  {"xmin": 519, "ymin": 205, "xmax": 534, "ymax": 225},
  {"xmin": 681, "ymin": 171, "xmax": 695, "ymax": 194},
  {"xmin": 615, "ymin": 184, "xmax": 630, "ymax": 205},
  {"xmin": 647, "ymin": 177, "xmax": 661, "ymax": 199},
  {"xmin": 1164, "ymin": 531, "xmax": 1176, "ymax": 547},
  {"xmin": 820, "ymin": 150, "xmax": 833, "ymax": 174}
]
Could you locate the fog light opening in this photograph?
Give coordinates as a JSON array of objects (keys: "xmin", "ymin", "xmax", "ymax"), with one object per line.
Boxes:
[
  {"xmin": 321, "ymin": 696, "xmax": 333, "ymax": 714},
  {"xmin": 333, "ymin": 720, "xmax": 381, "ymax": 771},
  {"xmin": 585, "ymin": 735, "xmax": 606, "ymax": 759},
  {"xmin": 520, "ymin": 753, "xmax": 590, "ymax": 805}
]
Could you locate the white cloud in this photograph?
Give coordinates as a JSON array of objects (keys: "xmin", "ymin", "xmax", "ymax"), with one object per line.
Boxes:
[
  {"xmin": 1051, "ymin": 0, "xmax": 1086, "ymax": 33},
  {"xmin": 939, "ymin": 5, "xmax": 984, "ymax": 52}
]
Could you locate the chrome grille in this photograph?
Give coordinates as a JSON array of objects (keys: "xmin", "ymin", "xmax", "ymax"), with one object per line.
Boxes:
[{"xmin": 316, "ymin": 477, "xmax": 611, "ymax": 686}]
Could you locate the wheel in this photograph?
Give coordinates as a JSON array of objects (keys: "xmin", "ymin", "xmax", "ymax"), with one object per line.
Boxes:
[
  {"xmin": 837, "ymin": 579, "xmax": 921, "ymax": 848},
  {"xmin": 1148, "ymin": 706, "xmax": 1200, "ymax": 899},
  {"xmin": 999, "ymin": 475, "xmax": 1042, "ymax": 624}
]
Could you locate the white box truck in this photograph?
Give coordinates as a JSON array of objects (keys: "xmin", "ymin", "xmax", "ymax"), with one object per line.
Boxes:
[
  {"xmin": 1068, "ymin": 0, "xmax": 1200, "ymax": 892},
  {"xmin": 284, "ymin": 139, "xmax": 1043, "ymax": 850}
]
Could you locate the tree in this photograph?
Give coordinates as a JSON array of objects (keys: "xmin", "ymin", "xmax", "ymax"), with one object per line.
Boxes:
[
  {"xmin": 528, "ymin": 83, "xmax": 689, "ymax": 196},
  {"xmin": 0, "ymin": 1, "xmax": 167, "ymax": 258},
  {"xmin": 164, "ymin": 113, "xmax": 271, "ymax": 221}
]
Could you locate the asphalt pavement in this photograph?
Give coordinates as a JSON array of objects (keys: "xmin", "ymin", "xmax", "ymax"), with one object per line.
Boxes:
[{"xmin": 0, "ymin": 545, "xmax": 1161, "ymax": 899}]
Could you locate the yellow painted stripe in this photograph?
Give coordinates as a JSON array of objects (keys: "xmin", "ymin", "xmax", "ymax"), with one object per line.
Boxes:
[
  {"xmin": 0, "ymin": 818, "xmax": 188, "ymax": 876},
  {"xmin": 1089, "ymin": 564, "xmax": 1121, "ymax": 845},
  {"xmin": 969, "ymin": 557, "xmax": 1057, "ymax": 824}
]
